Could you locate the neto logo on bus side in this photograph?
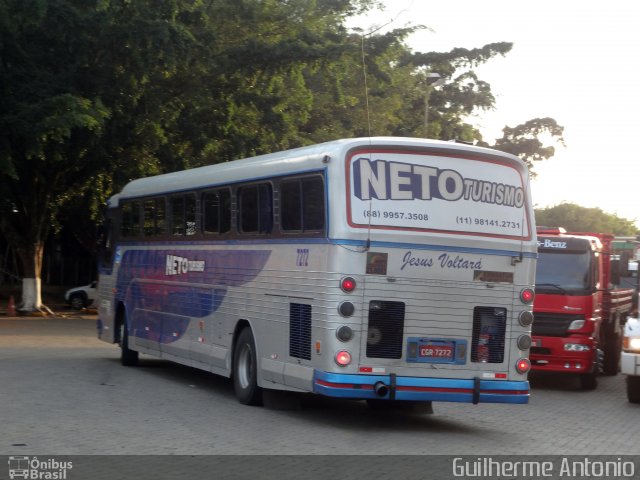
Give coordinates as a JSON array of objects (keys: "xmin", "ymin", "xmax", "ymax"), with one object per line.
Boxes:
[
  {"xmin": 352, "ymin": 158, "xmax": 525, "ymax": 208},
  {"xmin": 165, "ymin": 254, "xmax": 206, "ymax": 276}
]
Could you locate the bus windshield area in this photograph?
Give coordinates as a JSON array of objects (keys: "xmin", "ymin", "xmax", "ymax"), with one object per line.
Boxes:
[{"xmin": 535, "ymin": 250, "xmax": 592, "ymax": 293}]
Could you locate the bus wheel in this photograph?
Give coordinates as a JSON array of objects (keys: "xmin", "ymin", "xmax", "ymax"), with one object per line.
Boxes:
[
  {"xmin": 119, "ymin": 318, "xmax": 139, "ymax": 366},
  {"xmin": 628, "ymin": 376, "xmax": 640, "ymax": 403},
  {"xmin": 233, "ymin": 328, "xmax": 263, "ymax": 406}
]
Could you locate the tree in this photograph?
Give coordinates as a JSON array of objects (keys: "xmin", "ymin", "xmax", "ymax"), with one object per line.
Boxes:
[
  {"xmin": 0, "ymin": 0, "xmax": 200, "ymax": 311},
  {"xmin": 489, "ymin": 118, "xmax": 565, "ymax": 177},
  {"xmin": 0, "ymin": 0, "xmax": 564, "ymax": 311},
  {"xmin": 535, "ymin": 203, "xmax": 638, "ymax": 236},
  {"xmin": 0, "ymin": 2, "xmax": 111, "ymax": 311}
]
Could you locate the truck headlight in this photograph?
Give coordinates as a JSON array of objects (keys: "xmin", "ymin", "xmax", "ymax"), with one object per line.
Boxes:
[
  {"xmin": 623, "ymin": 336, "xmax": 640, "ymax": 353},
  {"xmin": 567, "ymin": 319, "xmax": 585, "ymax": 331}
]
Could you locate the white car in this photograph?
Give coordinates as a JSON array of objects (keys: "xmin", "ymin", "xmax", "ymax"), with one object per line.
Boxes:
[
  {"xmin": 621, "ymin": 315, "xmax": 640, "ymax": 403},
  {"xmin": 64, "ymin": 281, "xmax": 98, "ymax": 310}
]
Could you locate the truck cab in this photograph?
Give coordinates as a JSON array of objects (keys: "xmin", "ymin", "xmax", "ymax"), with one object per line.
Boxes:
[{"xmin": 531, "ymin": 228, "xmax": 633, "ymax": 390}]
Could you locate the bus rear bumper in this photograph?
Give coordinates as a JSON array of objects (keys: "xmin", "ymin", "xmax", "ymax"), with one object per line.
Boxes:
[{"xmin": 313, "ymin": 371, "xmax": 529, "ymax": 404}]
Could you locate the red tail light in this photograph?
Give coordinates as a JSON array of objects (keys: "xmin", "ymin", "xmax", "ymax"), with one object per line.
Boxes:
[
  {"xmin": 516, "ymin": 358, "xmax": 531, "ymax": 373},
  {"xmin": 520, "ymin": 288, "xmax": 534, "ymax": 304},
  {"xmin": 335, "ymin": 350, "xmax": 352, "ymax": 366},
  {"xmin": 340, "ymin": 276, "xmax": 356, "ymax": 293}
]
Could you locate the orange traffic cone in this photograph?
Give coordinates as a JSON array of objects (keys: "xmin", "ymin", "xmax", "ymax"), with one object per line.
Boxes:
[{"xmin": 7, "ymin": 295, "xmax": 16, "ymax": 316}]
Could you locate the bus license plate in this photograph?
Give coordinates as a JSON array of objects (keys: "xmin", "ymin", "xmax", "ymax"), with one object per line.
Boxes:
[{"xmin": 419, "ymin": 344, "xmax": 454, "ymax": 359}]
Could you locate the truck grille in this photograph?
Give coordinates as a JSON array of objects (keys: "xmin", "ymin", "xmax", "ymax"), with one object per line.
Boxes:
[
  {"xmin": 531, "ymin": 313, "xmax": 582, "ymax": 337},
  {"xmin": 366, "ymin": 300, "xmax": 405, "ymax": 359}
]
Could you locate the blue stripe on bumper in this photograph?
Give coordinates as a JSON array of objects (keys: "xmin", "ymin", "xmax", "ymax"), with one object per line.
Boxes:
[{"xmin": 313, "ymin": 371, "xmax": 529, "ymax": 404}]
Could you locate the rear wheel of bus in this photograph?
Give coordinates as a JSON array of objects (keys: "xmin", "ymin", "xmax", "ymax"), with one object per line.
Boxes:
[{"xmin": 233, "ymin": 327, "xmax": 263, "ymax": 406}]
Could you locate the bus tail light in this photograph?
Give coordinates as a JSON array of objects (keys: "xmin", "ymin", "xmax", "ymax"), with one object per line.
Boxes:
[
  {"xmin": 336, "ymin": 326, "xmax": 353, "ymax": 342},
  {"xmin": 340, "ymin": 277, "xmax": 356, "ymax": 293},
  {"xmin": 338, "ymin": 301, "xmax": 355, "ymax": 317},
  {"xmin": 520, "ymin": 288, "xmax": 534, "ymax": 304},
  {"xmin": 518, "ymin": 311, "xmax": 534, "ymax": 327},
  {"xmin": 516, "ymin": 358, "xmax": 531, "ymax": 374},
  {"xmin": 335, "ymin": 350, "xmax": 352, "ymax": 366},
  {"xmin": 517, "ymin": 335, "xmax": 532, "ymax": 350}
]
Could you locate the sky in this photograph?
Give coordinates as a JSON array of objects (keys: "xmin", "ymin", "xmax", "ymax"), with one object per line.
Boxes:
[{"xmin": 349, "ymin": 0, "xmax": 640, "ymax": 227}]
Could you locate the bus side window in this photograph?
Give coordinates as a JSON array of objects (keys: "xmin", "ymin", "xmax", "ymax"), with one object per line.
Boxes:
[
  {"xmin": 280, "ymin": 181, "xmax": 302, "ymax": 231},
  {"xmin": 121, "ymin": 201, "xmax": 141, "ymax": 238},
  {"xmin": 171, "ymin": 194, "xmax": 197, "ymax": 236},
  {"xmin": 302, "ymin": 176, "xmax": 324, "ymax": 231},
  {"xmin": 203, "ymin": 189, "xmax": 231, "ymax": 235},
  {"xmin": 143, "ymin": 198, "xmax": 165, "ymax": 237},
  {"xmin": 281, "ymin": 176, "xmax": 325, "ymax": 233},
  {"xmin": 171, "ymin": 196, "xmax": 185, "ymax": 235},
  {"xmin": 239, "ymin": 183, "xmax": 272, "ymax": 234},
  {"xmin": 185, "ymin": 195, "xmax": 196, "ymax": 235}
]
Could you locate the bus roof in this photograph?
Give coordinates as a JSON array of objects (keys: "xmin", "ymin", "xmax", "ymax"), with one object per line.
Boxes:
[{"xmin": 109, "ymin": 137, "xmax": 524, "ymax": 207}]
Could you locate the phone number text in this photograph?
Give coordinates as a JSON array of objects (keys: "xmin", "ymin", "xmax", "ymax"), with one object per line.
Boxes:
[
  {"xmin": 363, "ymin": 210, "xmax": 429, "ymax": 221},
  {"xmin": 456, "ymin": 216, "xmax": 521, "ymax": 229}
]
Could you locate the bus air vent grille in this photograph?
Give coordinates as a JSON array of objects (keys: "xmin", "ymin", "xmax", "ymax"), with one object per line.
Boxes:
[
  {"xmin": 366, "ymin": 300, "xmax": 405, "ymax": 359},
  {"xmin": 289, "ymin": 303, "xmax": 312, "ymax": 360},
  {"xmin": 471, "ymin": 306, "xmax": 507, "ymax": 363}
]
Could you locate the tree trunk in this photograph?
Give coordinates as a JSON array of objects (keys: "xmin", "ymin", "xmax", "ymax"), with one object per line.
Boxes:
[{"xmin": 16, "ymin": 242, "xmax": 45, "ymax": 312}]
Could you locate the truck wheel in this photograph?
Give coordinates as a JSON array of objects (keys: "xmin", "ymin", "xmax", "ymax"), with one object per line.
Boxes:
[
  {"xmin": 119, "ymin": 317, "xmax": 139, "ymax": 366},
  {"xmin": 233, "ymin": 327, "xmax": 263, "ymax": 406},
  {"xmin": 602, "ymin": 331, "xmax": 622, "ymax": 376},
  {"xmin": 628, "ymin": 376, "xmax": 640, "ymax": 403},
  {"xmin": 579, "ymin": 372, "xmax": 598, "ymax": 391}
]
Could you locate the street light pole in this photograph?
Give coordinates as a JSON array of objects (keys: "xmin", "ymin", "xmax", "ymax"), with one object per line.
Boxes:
[{"xmin": 424, "ymin": 72, "xmax": 443, "ymax": 138}]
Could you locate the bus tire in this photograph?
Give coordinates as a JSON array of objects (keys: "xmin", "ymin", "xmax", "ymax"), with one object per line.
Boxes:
[
  {"xmin": 119, "ymin": 317, "xmax": 139, "ymax": 367},
  {"xmin": 627, "ymin": 376, "xmax": 640, "ymax": 404},
  {"xmin": 233, "ymin": 327, "xmax": 263, "ymax": 406}
]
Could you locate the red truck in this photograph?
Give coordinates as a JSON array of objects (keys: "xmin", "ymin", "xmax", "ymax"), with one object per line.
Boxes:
[{"xmin": 531, "ymin": 228, "xmax": 634, "ymax": 389}]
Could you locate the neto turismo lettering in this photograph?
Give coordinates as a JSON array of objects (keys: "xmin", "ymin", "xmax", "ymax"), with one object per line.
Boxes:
[{"xmin": 353, "ymin": 158, "xmax": 524, "ymax": 208}]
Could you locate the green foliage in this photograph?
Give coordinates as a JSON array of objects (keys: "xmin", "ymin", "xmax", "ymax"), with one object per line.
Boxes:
[
  {"xmin": 490, "ymin": 118, "xmax": 565, "ymax": 177},
  {"xmin": 0, "ymin": 0, "xmax": 563, "ymax": 288},
  {"xmin": 535, "ymin": 203, "xmax": 638, "ymax": 236}
]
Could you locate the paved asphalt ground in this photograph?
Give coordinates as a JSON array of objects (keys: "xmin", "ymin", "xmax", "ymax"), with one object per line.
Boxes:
[{"xmin": 1, "ymin": 316, "xmax": 639, "ymax": 457}]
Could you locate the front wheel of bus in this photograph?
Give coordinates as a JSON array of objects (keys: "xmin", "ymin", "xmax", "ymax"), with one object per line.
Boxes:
[
  {"xmin": 233, "ymin": 328, "xmax": 263, "ymax": 406},
  {"xmin": 119, "ymin": 319, "xmax": 139, "ymax": 367}
]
